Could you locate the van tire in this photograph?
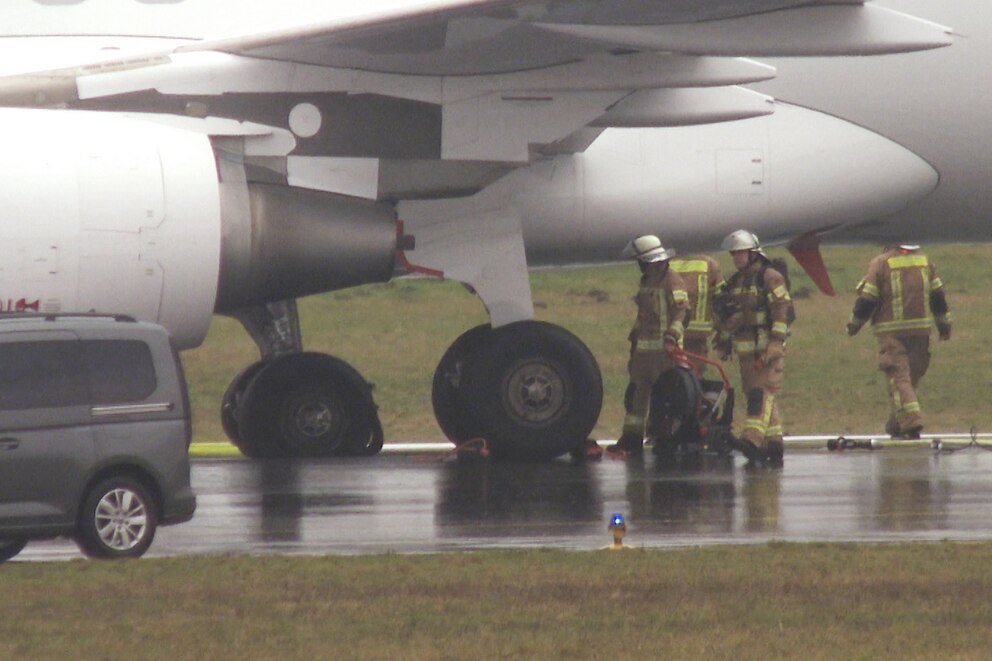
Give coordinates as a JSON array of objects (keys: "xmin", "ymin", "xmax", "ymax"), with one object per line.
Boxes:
[{"xmin": 77, "ymin": 477, "xmax": 157, "ymax": 559}]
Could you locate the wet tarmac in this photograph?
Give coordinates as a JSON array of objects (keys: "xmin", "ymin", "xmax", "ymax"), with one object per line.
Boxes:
[{"xmin": 16, "ymin": 443, "xmax": 992, "ymax": 561}]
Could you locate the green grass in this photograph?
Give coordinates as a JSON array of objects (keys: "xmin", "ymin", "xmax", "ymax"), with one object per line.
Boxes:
[
  {"xmin": 183, "ymin": 244, "xmax": 990, "ymax": 444},
  {"xmin": 3, "ymin": 544, "xmax": 992, "ymax": 659}
]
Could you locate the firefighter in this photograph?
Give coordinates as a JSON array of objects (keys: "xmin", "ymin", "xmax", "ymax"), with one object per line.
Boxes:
[
  {"xmin": 670, "ymin": 254, "xmax": 726, "ymax": 356},
  {"xmin": 609, "ymin": 235, "xmax": 690, "ymax": 456},
  {"xmin": 846, "ymin": 244, "xmax": 951, "ymax": 439},
  {"xmin": 714, "ymin": 230, "xmax": 792, "ymax": 467}
]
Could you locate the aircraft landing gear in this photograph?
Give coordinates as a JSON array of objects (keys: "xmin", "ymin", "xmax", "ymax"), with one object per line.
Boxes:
[
  {"xmin": 402, "ymin": 197, "xmax": 603, "ymax": 459},
  {"xmin": 223, "ymin": 353, "xmax": 383, "ymax": 459},
  {"xmin": 220, "ymin": 361, "xmax": 266, "ymax": 451},
  {"xmin": 432, "ymin": 321, "xmax": 602, "ymax": 460},
  {"xmin": 221, "ymin": 301, "xmax": 383, "ymax": 459}
]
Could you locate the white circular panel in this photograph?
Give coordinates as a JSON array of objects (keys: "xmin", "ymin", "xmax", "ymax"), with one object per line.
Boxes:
[{"xmin": 288, "ymin": 103, "xmax": 322, "ymax": 138}]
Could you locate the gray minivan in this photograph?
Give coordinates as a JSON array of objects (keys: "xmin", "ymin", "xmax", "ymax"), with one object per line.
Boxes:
[{"xmin": 0, "ymin": 314, "xmax": 196, "ymax": 561}]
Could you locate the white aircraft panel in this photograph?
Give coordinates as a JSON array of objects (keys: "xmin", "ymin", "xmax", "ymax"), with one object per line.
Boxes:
[{"xmin": 77, "ymin": 139, "xmax": 165, "ymax": 232}]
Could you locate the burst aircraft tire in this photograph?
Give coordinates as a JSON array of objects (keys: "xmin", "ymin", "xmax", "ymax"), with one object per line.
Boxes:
[
  {"xmin": 220, "ymin": 361, "xmax": 267, "ymax": 447},
  {"xmin": 239, "ymin": 352, "xmax": 380, "ymax": 458},
  {"xmin": 344, "ymin": 416, "xmax": 385, "ymax": 457}
]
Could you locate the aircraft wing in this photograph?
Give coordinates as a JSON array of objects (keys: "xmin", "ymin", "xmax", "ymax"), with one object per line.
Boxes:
[
  {"xmin": 0, "ymin": 0, "xmax": 951, "ymax": 199},
  {"xmin": 183, "ymin": 0, "xmax": 946, "ymax": 66}
]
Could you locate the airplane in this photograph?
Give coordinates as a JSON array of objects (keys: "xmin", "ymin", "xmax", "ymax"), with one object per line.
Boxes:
[{"xmin": 0, "ymin": 0, "xmax": 982, "ymax": 460}]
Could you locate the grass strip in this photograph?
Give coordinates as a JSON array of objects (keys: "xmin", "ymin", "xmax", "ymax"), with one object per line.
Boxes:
[{"xmin": 3, "ymin": 543, "xmax": 992, "ymax": 660}]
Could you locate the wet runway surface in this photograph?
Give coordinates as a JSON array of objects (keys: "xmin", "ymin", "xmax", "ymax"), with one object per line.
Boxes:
[{"xmin": 18, "ymin": 447, "xmax": 992, "ymax": 560}]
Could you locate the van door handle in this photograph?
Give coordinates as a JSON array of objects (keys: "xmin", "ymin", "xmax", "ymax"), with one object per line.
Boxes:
[{"xmin": 0, "ymin": 437, "xmax": 19, "ymax": 451}]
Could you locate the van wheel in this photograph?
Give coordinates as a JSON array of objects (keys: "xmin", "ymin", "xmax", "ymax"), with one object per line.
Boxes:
[
  {"xmin": 77, "ymin": 477, "xmax": 157, "ymax": 559},
  {"xmin": 0, "ymin": 538, "xmax": 27, "ymax": 563}
]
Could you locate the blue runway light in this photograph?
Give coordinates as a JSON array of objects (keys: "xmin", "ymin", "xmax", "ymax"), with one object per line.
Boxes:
[{"xmin": 608, "ymin": 513, "xmax": 627, "ymax": 548}]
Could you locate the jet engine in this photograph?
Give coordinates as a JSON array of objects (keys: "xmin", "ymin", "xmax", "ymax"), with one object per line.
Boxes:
[
  {"xmin": 0, "ymin": 108, "xmax": 398, "ymax": 351},
  {"xmin": 0, "ymin": 108, "xmax": 221, "ymax": 349}
]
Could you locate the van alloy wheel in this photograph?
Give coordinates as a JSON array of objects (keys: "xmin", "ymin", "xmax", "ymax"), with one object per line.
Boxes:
[{"xmin": 77, "ymin": 477, "xmax": 157, "ymax": 559}]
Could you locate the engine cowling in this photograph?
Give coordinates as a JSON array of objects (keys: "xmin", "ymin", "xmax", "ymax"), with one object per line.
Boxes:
[
  {"xmin": 0, "ymin": 108, "xmax": 399, "ymax": 349},
  {"xmin": 0, "ymin": 108, "xmax": 221, "ymax": 349}
]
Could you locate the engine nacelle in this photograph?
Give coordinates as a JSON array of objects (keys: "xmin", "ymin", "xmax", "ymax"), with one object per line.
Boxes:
[
  {"xmin": 0, "ymin": 109, "xmax": 399, "ymax": 349},
  {"xmin": 0, "ymin": 108, "xmax": 221, "ymax": 349},
  {"xmin": 516, "ymin": 102, "xmax": 940, "ymax": 264}
]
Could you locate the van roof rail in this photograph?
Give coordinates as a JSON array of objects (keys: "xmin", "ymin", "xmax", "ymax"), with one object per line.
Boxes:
[{"xmin": 0, "ymin": 313, "xmax": 138, "ymax": 323}]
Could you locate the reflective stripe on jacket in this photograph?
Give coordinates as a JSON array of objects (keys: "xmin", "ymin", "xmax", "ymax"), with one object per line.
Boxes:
[
  {"xmin": 670, "ymin": 256, "xmax": 725, "ymax": 335},
  {"xmin": 855, "ymin": 250, "xmax": 947, "ymax": 336}
]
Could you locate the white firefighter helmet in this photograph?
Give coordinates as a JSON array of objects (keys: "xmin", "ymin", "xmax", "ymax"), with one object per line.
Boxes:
[
  {"xmin": 721, "ymin": 229, "xmax": 765, "ymax": 256},
  {"xmin": 898, "ymin": 244, "xmax": 921, "ymax": 251},
  {"xmin": 623, "ymin": 234, "xmax": 674, "ymax": 263}
]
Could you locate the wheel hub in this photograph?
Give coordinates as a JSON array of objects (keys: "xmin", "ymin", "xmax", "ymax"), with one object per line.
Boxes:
[
  {"xmin": 292, "ymin": 400, "xmax": 336, "ymax": 438},
  {"xmin": 95, "ymin": 488, "xmax": 147, "ymax": 551},
  {"xmin": 504, "ymin": 360, "xmax": 566, "ymax": 424}
]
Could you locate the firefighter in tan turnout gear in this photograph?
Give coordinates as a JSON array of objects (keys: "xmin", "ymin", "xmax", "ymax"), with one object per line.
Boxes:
[
  {"xmin": 610, "ymin": 235, "xmax": 690, "ymax": 456},
  {"xmin": 670, "ymin": 255, "xmax": 726, "ymax": 357},
  {"xmin": 714, "ymin": 230, "xmax": 792, "ymax": 467},
  {"xmin": 847, "ymin": 245, "xmax": 951, "ymax": 439}
]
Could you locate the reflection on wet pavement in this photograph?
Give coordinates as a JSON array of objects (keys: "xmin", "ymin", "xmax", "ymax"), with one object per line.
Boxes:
[{"xmin": 17, "ymin": 448, "xmax": 992, "ymax": 561}]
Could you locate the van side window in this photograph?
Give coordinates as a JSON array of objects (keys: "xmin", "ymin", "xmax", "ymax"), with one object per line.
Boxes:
[
  {"xmin": 0, "ymin": 339, "xmax": 156, "ymax": 410},
  {"xmin": 80, "ymin": 340, "xmax": 157, "ymax": 404},
  {"xmin": 0, "ymin": 340, "xmax": 87, "ymax": 409}
]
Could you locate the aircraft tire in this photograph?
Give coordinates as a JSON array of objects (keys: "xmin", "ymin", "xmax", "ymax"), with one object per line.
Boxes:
[
  {"xmin": 343, "ymin": 416, "xmax": 385, "ymax": 457},
  {"xmin": 221, "ymin": 361, "xmax": 267, "ymax": 447},
  {"xmin": 431, "ymin": 324, "xmax": 492, "ymax": 444},
  {"xmin": 462, "ymin": 321, "xmax": 602, "ymax": 460},
  {"xmin": 239, "ymin": 352, "xmax": 380, "ymax": 458}
]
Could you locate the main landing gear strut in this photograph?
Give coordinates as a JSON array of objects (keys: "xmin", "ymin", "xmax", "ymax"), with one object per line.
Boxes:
[
  {"xmin": 220, "ymin": 300, "xmax": 383, "ymax": 459},
  {"xmin": 395, "ymin": 191, "xmax": 605, "ymax": 459},
  {"xmin": 432, "ymin": 320, "xmax": 602, "ymax": 460}
]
